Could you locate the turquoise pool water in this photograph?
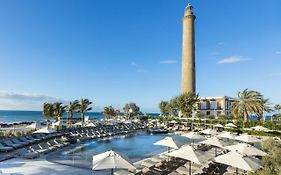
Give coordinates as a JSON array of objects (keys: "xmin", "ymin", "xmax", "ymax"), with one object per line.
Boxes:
[{"xmin": 47, "ymin": 132, "xmax": 193, "ymax": 170}]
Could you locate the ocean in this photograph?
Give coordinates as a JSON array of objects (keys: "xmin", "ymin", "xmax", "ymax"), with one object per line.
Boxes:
[
  {"xmin": 0, "ymin": 110, "xmax": 160, "ymax": 124},
  {"xmin": 0, "ymin": 110, "xmax": 271, "ymax": 124}
]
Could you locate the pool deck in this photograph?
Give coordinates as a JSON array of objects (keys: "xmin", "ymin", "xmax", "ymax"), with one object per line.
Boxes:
[
  {"xmin": 0, "ymin": 157, "xmax": 91, "ymax": 175},
  {"xmin": 0, "ymin": 156, "xmax": 117, "ymax": 175},
  {"xmin": 0, "ymin": 153, "xmax": 159, "ymax": 175},
  {"xmin": 0, "ymin": 144, "xmax": 168, "ymax": 175}
]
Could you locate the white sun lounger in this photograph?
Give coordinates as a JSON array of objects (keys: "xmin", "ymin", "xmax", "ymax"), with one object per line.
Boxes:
[
  {"xmin": 114, "ymin": 170, "xmax": 134, "ymax": 175},
  {"xmin": 151, "ymin": 155, "xmax": 167, "ymax": 162},
  {"xmin": 141, "ymin": 160, "xmax": 160, "ymax": 168},
  {"xmin": 168, "ymin": 171, "xmax": 181, "ymax": 175}
]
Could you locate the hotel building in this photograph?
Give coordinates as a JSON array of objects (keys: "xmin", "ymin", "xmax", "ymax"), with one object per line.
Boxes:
[{"xmin": 197, "ymin": 96, "xmax": 236, "ymax": 118}]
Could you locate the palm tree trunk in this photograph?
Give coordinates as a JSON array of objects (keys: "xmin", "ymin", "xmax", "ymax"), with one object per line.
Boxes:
[
  {"xmin": 243, "ymin": 107, "xmax": 248, "ymax": 122},
  {"xmin": 82, "ymin": 113, "xmax": 85, "ymax": 122},
  {"xmin": 69, "ymin": 113, "xmax": 73, "ymax": 128}
]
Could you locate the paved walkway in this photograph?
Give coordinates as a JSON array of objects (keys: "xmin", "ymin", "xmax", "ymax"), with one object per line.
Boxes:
[{"xmin": 0, "ymin": 158, "xmax": 111, "ymax": 175}]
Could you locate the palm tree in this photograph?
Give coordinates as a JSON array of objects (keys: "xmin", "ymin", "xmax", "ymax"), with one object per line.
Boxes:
[
  {"xmin": 114, "ymin": 109, "xmax": 120, "ymax": 119},
  {"xmin": 177, "ymin": 92, "xmax": 199, "ymax": 117},
  {"xmin": 103, "ymin": 106, "xmax": 114, "ymax": 120},
  {"xmin": 43, "ymin": 102, "xmax": 54, "ymax": 126},
  {"xmin": 66, "ymin": 100, "xmax": 79, "ymax": 125},
  {"xmin": 274, "ymin": 104, "xmax": 281, "ymax": 114},
  {"xmin": 123, "ymin": 103, "xmax": 140, "ymax": 119},
  {"xmin": 123, "ymin": 104, "xmax": 130, "ymax": 118},
  {"xmin": 169, "ymin": 96, "xmax": 179, "ymax": 116},
  {"xmin": 78, "ymin": 98, "xmax": 92, "ymax": 122},
  {"xmin": 231, "ymin": 89, "xmax": 268, "ymax": 121},
  {"xmin": 274, "ymin": 104, "xmax": 281, "ymax": 120},
  {"xmin": 52, "ymin": 102, "xmax": 66, "ymax": 121},
  {"xmin": 159, "ymin": 101, "xmax": 170, "ymax": 116}
]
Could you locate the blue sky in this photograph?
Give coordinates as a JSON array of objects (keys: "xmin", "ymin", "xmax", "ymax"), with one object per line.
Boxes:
[{"xmin": 0, "ymin": 0, "xmax": 280, "ymax": 112}]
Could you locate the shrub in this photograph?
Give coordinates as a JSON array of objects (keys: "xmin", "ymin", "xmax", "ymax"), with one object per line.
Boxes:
[
  {"xmin": 217, "ymin": 114, "xmax": 226, "ymax": 120},
  {"xmin": 195, "ymin": 112, "xmax": 206, "ymax": 118},
  {"xmin": 206, "ymin": 115, "xmax": 215, "ymax": 119},
  {"xmin": 252, "ymin": 139, "xmax": 281, "ymax": 175}
]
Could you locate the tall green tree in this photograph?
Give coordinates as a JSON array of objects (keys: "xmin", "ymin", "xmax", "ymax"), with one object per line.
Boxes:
[
  {"xmin": 78, "ymin": 98, "xmax": 92, "ymax": 122},
  {"xmin": 169, "ymin": 96, "xmax": 179, "ymax": 116},
  {"xmin": 177, "ymin": 92, "xmax": 199, "ymax": 117},
  {"xmin": 274, "ymin": 104, "xmax": 281, "ymax": 120},
  {"xmin": 52, "ymin": 102, "xmax": 66, "ymax": 121},
  {"xmin": 274, "ymin": 104, "xmax": 281, "ymax": 114},
  {"xmin": 66, "ymin": 100, "xmax": 79, "ymax": 123},
  {"xmin": 231, "ymin": 89, "xmax": 269, "ymax": 121},
  {"xmin": 123, "ymin": 102, "xmax": 140, "ymax": 119},
  {"xmin": 103, "ymin": 106, "xmax": 115, "ymax": 120},
  {"xmin": 114, "ymin": 109, "xmax": 120, "ymax": 118},
  {"xmin": 43, "ymin": 102, "xmax": 54, "ymax": 122},
  {"xmin": 159, "ymin": 101, "xmax": 170, "ymax": 116}
]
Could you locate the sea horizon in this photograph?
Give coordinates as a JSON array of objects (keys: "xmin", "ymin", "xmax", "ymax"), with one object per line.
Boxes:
[{"xmin": 0, "ymin": 110, "xmax": 160, "ymax": 124}]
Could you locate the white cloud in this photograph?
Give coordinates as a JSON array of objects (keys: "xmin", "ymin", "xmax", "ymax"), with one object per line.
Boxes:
[
  {"xmin": 159, "ymin": 60, "xmax": 178, "ymax": 64},
  {"xmin": 131, "ymin": 62, "xmax": 138, "ymax": 66},
  {"xmin": 217, "ymin": 56, "xmax": 251, "ymax": 64},
  {"xmin": 276, "ymin": 51, "xmax": 281, "ymax": 55},
  {"xmin": 136, "ymin": 69, "xmax": 147, "ymax": 73},
  {"xmin": 0, "ymin": 91, "xmax": 66, "ymax": 110}
]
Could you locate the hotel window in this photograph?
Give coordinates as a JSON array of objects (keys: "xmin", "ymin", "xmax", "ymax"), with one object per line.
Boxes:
[
  {"xmin": 206, "ymin": 100, "xmax": 211, "ymax": 109},
  {"xmin": 217, "ymin": 101, "xmax": 222, "ymax": 109},
  {"xmin": 210, "ymin": 100, "xmax": 217, "ymax": 109},
  {"xmin": 201, "ymin": 101, "xmax": 206, "ymax": 109}
]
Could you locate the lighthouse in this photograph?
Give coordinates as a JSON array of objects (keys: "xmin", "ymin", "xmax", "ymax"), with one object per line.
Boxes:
[{"xmin": 181, "ymin": 4, "xmax": 196, "ymax": 94}]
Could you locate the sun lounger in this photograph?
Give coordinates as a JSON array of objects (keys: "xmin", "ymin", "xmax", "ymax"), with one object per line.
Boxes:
[
  {"xmin": 54, "ymin": 139, "xmax": 69, "ymax": 146},
  {"xmin": 151, "ymin": 155, "xmax": 167, "ymax": 162},
  {"xmin": 18, "ymin": 137, "xmax": 36, "ymax": 144},
  {"xmin": 17, "ymin": 148, "xmax": 39, "ymax": 159},
  {"xmin": 0, "ymin": 143, "xmax": 14, "ymax": 152},
  {"xmin": 176, "ymin": 166, "xmax": 190, "ymax": 175},
  {"xmin": 26, "ymin": 136, "xmax": 41, "ymax": 142},
  {"xmin": 47, "ymin": 140, "xmax": 64, "ymax": 148},
  {"xmin": 184, "ymin": 162, "xmax": 201, "ymax": 169},
  {"xmin": 2, "ymin": 140, "xmax": 22, "ymax": 148},
  {"xmin": 39, "ymin": 143, "xmax": 56, "ymax": 151},
  {"xmin": 226, "ymin": 167, "xmax": 246, "ymax": 174},
  {"xmin": 114, "ymin": 170, "xmax": 134, "ymax": 175},
  {"xmin": 11, "ymin": 138, "xmax": 29, "ymax": 146},
  {"xmin": 168, "ymin": 171, "xmax": 181, "ymax": 175},
  {"xmin": 141, "ymin": 167, "xmax": 150, "ymax": 174},
  {"xmin": 193, "ymin": 169, "xmax": 204, "ymax": 175},
  {"xmin": 141, "ymin": 160, "xmax": 159, "ymax": 168},
  {"xmin": 30, "ymin": 144, "xmax": 48, "ymax": 154}
]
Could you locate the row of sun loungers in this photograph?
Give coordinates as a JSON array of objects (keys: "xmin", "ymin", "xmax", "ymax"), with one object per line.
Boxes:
[
  {"xmin": 0, "ymin": 123, "xmax": 145, "ymax": 153},
  {"xmin": 0, "ymin": 132, "xmax": 63, "ymax": 152},
  {"xmin": 128, "ymin": 141, "xmax": 241, "ymax": 175},
  {"xmin": 15, "ymin": 138, "xmax": 71, "ymax": 159},
  {"xmin": 0, "ymin": 123, "xmax": 146, "ymax": 162},
  {"xmin": 64, "ymin": 123, "xmax": 146, "ymax": 142}
]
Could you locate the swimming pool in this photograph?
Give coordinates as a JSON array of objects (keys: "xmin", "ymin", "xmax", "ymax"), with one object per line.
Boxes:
[{"xmin": 47, "ymin": 132, "xmax": 193, "ymax": 170}]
